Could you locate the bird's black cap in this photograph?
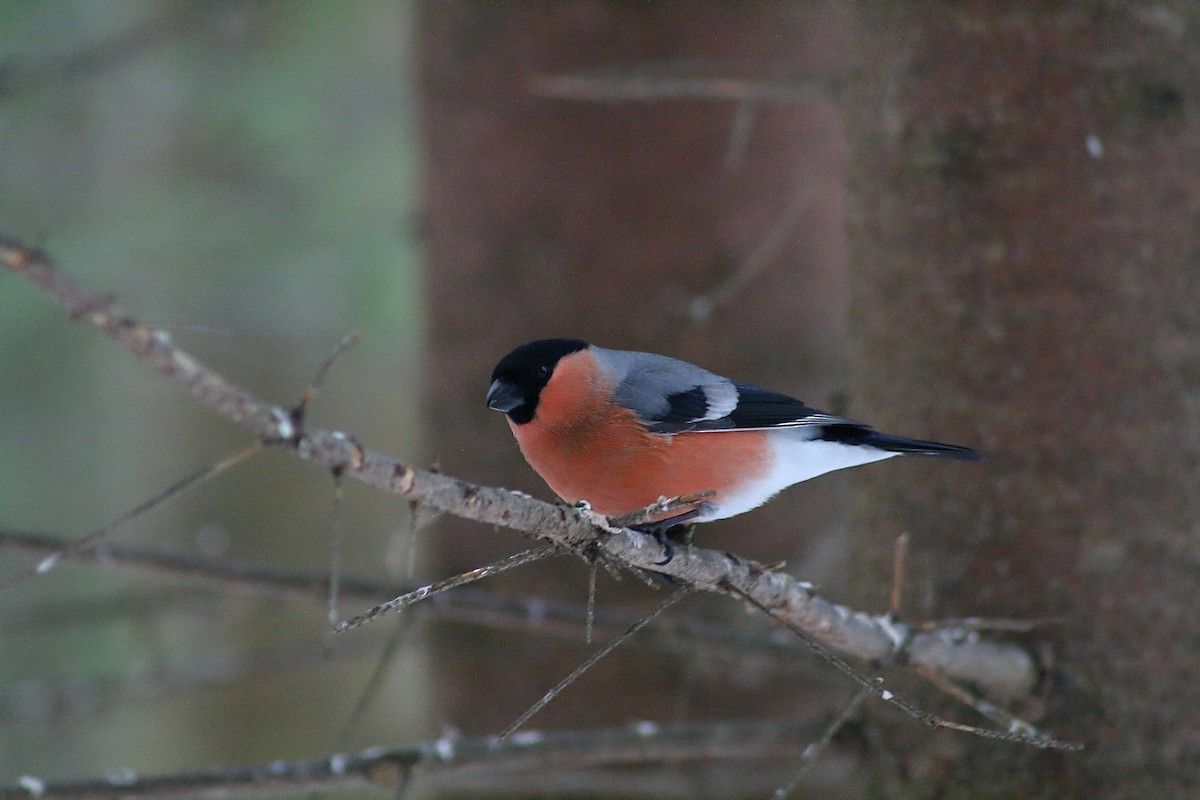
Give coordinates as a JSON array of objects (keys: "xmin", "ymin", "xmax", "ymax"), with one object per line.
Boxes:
[{"xmin": 487, "ymin": 338, "xmax": 589, "ymax": 424}]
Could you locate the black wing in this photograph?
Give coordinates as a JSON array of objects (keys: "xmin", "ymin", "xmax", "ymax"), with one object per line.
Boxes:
[
  {"xmin": 645, "ymin": 381, "xmax": 852, "ymax": 433},
  {"xmin": 723, "ymin": 382, "xmax": 848, "ymax": 429},
  {"xmin": 683, "ymin": 382, "xmax": 983, "ymax": 460}
]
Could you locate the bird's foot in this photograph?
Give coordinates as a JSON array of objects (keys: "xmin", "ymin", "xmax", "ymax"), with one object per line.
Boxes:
[{"xmin": 629, "ymin": 512, "xmax": 699, "ymax": 566}]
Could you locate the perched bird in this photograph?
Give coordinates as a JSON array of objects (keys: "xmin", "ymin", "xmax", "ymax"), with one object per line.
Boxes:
[{"xmin": 487, "ymin": 339, "xmax": 980, "ymax": 528}]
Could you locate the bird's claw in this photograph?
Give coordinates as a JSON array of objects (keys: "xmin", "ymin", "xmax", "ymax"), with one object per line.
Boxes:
[{"xmin": 629, "ymin": 513, "xmax": 699, "ymax": 566}]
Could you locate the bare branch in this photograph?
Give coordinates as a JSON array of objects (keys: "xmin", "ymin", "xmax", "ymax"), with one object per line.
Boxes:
[
  {"xmin": 0, "ymin": 237, "xmax": 1039, "ymax": 708},
  {"xmin": 728, "ymin": 583, "xmax": 1080, "ymax": 751},
  {"xmin": 0, "ymin": 719, "xmax": 834, "ymax": 800},
  {"xmin": 916, "ymin": 666, "xmax": 1049, "ymax": 743},
  {"xmin": 0, "ymin": 529, "xmax": 829, "ymax": 667}
]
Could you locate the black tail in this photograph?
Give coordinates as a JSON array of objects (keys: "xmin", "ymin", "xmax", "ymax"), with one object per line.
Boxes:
[{"xmin": 821, "ymin": 425, "xmax": 983, "ymax": 461}]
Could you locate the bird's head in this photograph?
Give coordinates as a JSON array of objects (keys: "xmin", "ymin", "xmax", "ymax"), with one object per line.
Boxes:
[{"xmin": 487, "ymin": 338, "xmax": 588, "ymax": 425}]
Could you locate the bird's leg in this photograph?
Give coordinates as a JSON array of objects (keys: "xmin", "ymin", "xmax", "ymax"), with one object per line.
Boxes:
[{"xmin": 629, "ymin": 509, "xmax": 700, "ymax": 566}]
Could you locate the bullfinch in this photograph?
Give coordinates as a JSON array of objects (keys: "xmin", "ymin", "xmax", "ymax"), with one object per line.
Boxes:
[{"xmin": 487, "ymin": 339, "xmax": 980, "ymax": 528}]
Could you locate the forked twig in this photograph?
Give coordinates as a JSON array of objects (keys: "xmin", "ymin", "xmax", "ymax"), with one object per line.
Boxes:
[
  {"xmin": 726, "ymin": 584, "xmax": 1081, "ymax": 751},
  {"xmin": 915, "ymin": 666, "xmax": 1046, "ymax": 741}
]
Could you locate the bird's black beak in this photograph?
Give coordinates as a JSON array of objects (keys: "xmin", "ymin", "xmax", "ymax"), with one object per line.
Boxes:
[{"xmin": 486, "ymin": 379, "xmax": 524, "ymax": 413}]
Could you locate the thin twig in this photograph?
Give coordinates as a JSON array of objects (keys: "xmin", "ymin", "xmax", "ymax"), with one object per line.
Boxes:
[
  {"xmin": 727, "ymin": 584, "xmax": 1081, "ymax": 751},
  {"xmin": 500, "ymin": 588, "xmax": 689, "ymax": 741},
  {"xmin": 772, "ymin": 686, "xmax": 871, "ymax": 800},
  {"xmin": 688, "ymin": 170, "xmax": 822, "ymax": 322},
  {"xmin": 0, "ymin": 443, "xmax": 260, "ymax": 591},
  {"xmin": 1, "ymin": 631, "xmax": 394, "ymax": 727},
  {"xmin": 327, "ymin": 471, "xmax": 346, "ymax": 633},
  {"xmin": 915, "ymin": 666, "xmax": 1046, "ymax": 741},
  {"xmin": 334, "ymin": 546, "xmax": 559, "ymax": 633},
  {"xmin": 608, "ymin": 491, "xmax": 715, "ymax": 528},
  {"xmin": 920, "ymin": 617, "xmax": 1063, "ymax": 634},
  {"xmin": 0, "ymin": 530, "xmax": 836, "ymax": 667},
  {"xmin": 298, "ymin": 331, "xmax": 361, "ymax": 416},
  {"xmin": 0, "ymin": 718, "xmax": 836, "ymax": 800},
  {"xmin": 339, "ymin": 614, "xmax": 417, "ymax": 747},
  {"xmin": 586, "ymin": 563, "xmax": 598, "ymax": 645},
  {"xmin": 890, "ymin": 533, "xmax": 910, "ymax": 616},
  {"xmin": 724, "ymin": 99, "xmax": 758, "ymax": 170}
]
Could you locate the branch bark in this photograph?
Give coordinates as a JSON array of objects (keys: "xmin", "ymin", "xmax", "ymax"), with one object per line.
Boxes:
[
  {"xmin": 0, "ymin": 237, "xmax": 1035, "ymax": 704},
  {"xmin": 0, "ymin": 719, "xmax": 833, "ymax": 800}
]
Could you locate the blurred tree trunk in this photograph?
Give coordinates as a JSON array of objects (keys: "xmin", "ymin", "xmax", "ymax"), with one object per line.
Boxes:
[
  {"xmin": 845, "ymin": 4, "xmax": 1200, "ymax": 797},
  {"xmin": 417, "ymin": 0, "xmax": 856, "ymax": 774}
]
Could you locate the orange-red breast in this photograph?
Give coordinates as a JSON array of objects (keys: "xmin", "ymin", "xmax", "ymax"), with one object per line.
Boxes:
[{"xmin": 487, "ymin": 339, "xmax": 980, "ymax": 525}]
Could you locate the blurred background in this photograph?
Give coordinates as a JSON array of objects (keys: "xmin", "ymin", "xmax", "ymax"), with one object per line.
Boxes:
[
  {"xmin": 0, "ymin": 1, "xmax": 852, "ymax": 792},
  {"xmin": 3, "ymin": 3, "xmax": 1199, "ymax": 799},
  {"xmin": 0, "ymin": 0, "xmax": 431, "ymax": 782}
]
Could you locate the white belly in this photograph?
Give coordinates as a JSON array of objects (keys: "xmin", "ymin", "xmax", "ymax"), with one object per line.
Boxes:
[{"xmin": 698, "ymin": 430, "xmax": 899, "ymax": 521}]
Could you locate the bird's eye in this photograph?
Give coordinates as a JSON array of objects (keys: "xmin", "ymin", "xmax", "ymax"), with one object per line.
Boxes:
[{"xmin": 534, "ymin": 365, "xmax": 550, "ymax": 380}]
